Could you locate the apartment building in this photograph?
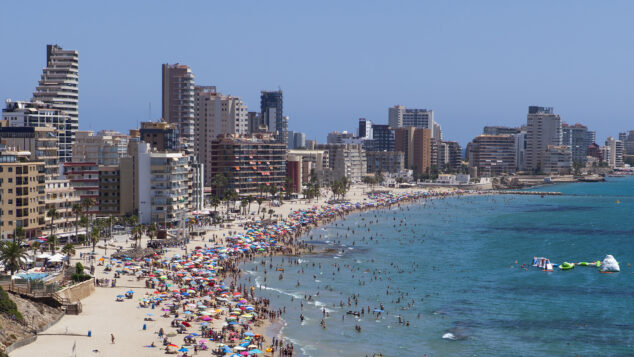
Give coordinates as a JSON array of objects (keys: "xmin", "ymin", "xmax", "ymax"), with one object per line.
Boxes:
[
  {"xmin": 0, "ymin": 148, "xmax": 45, "ymax": 239},
  {"xmin": 467, "ymin": 134, "xmax": 516, "ymax": 176},
  {"xmin": 72, "ymin": 130, "xmax": 129, "ymax": 165},
  {"xmin": 61, "ymin": 162, "xmax": 99, "ymax": 213},
  {"xmin": 32, "ymin": 44, "xmax": 79, "ymax": 159},
  {"xmin": 162, "ymin": 63, "xmax": 195, "ymax": 153},
  {"xmin": 210, "ymin": 134, "xmax": 286, "ymax": 196},
  {"xmin": 2, "ymin": 100, "xmax": 74, "ymax": 162}
]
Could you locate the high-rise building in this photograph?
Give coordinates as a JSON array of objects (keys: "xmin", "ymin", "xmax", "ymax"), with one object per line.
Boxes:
[
  {"xmin": 32, "ymin": 44, "xmax": 79, "ymax": 159},
  {"xmin": 394, "ymin": 127, "xmax": 431, "ymax": 175},
  {"xmin": 327, "ymin": 131, "xmax": 355, "ymax": 144},
  {"xmin": 247, "ymin": 112, "xmax": 264, "ymax": 134},
  {"xmin": 0, "ymin": 125, "xmax": 59, "ymax": 178},
  {"xmin": 368, "ymin": 124, "xmax": 395, "ymax": 152},
  {"xmin": 389, "ymin": 106, "xmax": 438, "ymax": 138},
  {"xmin": 162, "ymin": 63, "xmax": 195, "ymax": 153},
  {"xmin": 72, "ymin": 130, "xmax": 129, "ymax": 166},
  {"xmin": 562, "ymin": 123, "xmax": 589, "ymax": 165},
  {"xmin": 433, "ymin": 122, "xmax": 442, "ymax": 141},
  {"xmin": 605, "ymin": 137, "xmax": 624, "ymax": 168},
  {"xmin": 139, "ymin": 121, "xmax": 180, "ymax": 152},
  {"xmin": 210, "ymin": 133, "xmax": 286, "ymax": 196},
  {"xmin": 0, "ymin": 125, "xmax": 80, "ymax": 237},
  {"xmin": 293, "ymin": 132, "xmax": 306, "ymax": 149},
  {"xmin": 542, "ymin": 145, "xmax": 572, "ymax": 174},
  {"xmin": 260, "ymin": 90, "xmax": 287, "ymax": 146},
  {"xmin": 467, "ymin": 135, "xmax": 516, "ymax": 176},
  {"xmin": 585, "ymin": 131, "xmax": 596, "ymax": 145},
  {"xmin": 194, "ymin": 86, "xmax": 248, "ymax": 183},
  {"xmin": 0, "ymin": 147, "xmax": 46, "ymax": 239},
  {"xmin": 316, "ymin": 144, "xmax": 367, "ymax": 183},
  {"xmin": 446, "ymin": 141, "xmax": 462, "ymax": 172},
  {"xmin": 358, "ymin": 118, "xmax": 373, "ymax": 139},
  {"xmin": 525, "ymin": 106, "xmax": 564, "ymax": 172},
  {"xmin": 98, "ymin": 165, "xmax": 122, "ymax": 216},
  {"xmin": 514, "ymin": 132, "xmax": 527, "ymax": 171},
  {"xmin": 287, "ymin": 131, "xmax": 295, "ymax": 149},
  {"xmin": 3, "ymin": 100, "xmax": 74, "ymax": 162},
  {"xmin": 287, "ymin": 149, "xmax": 330, "ymax": 184},
  {"xmin": 366, "ymin": 151, "xmax": 404, "ymax": 173},
  {"xmin": 622, "ymin": 130, "xmax": 634, "ymax": 155},
  {"xmin": 483, "ymin": 126, "xmax": 521, "ymax": 135},
  {"xmin": 61, "ymin": 162, "xmax": 100, "ymax": 213}
]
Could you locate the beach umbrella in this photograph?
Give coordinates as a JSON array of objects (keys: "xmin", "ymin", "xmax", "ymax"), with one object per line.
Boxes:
[
  {"xmin": 168, "ymin": 343, "xmax": 178, "ymax": 347},
  {"xmin": 244, "ymin": 332, "xmax": 255, "ymax": 337},
  {"xmin": 234, "ymin": 346, "xmax": 246, "ymax": 351},
  {"xmin": 177, "ymin": 347, "xmax": 188, "ymax": 352},
  {"xmin": 249, "ymin": 349, "xmax": 263, "ymax": 354}
]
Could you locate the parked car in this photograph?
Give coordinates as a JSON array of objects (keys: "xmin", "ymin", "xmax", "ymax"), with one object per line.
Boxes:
[{"xmin": 113, "ymin": 225, "xmax": 125, "ymax": 230}]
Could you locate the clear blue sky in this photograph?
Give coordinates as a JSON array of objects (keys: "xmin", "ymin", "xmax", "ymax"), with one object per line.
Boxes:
[{"xmin": 2, "ymin": 0, "xmax": 634, "ymax": 146}]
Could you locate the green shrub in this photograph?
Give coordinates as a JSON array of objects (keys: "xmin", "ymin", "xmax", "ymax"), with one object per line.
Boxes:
[
  {"xmin": 75, "ymin": 262, "xmax": 84, "ymax": 275},
  {"xmin": 0, "ymin": 286, "xmax": 23, "ymax": 322}
]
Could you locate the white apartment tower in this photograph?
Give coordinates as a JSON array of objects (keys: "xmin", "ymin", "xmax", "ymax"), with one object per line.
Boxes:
[
  {"xmin": 605, "ymin": 136, "xmax": 624, "ymax": 168},
  {"xmin": 194, "ymin": 86, "xmax": 248, "ymax": 184},
  {"xmin": 32, "ymin": 44, "xmax": 79, "ymax": 161},
  {"xmin": 525, "ymin": 106, "xmax": 563, "ymax": 172}
]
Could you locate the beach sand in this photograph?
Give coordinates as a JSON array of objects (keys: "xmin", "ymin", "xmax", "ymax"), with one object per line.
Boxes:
[{"xmin": 11, "ymin": 184, "xmax": 448, "ymax": 357}]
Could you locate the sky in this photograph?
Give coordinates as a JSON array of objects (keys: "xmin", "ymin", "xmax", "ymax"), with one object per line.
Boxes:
[{"xmin": 1, "ymin": 0, "xmax": 634, "ymax": 146}]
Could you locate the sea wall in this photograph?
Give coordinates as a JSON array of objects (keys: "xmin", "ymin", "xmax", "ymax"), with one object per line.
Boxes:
[{"xmin": 56, "ymin": 279, "xmax": 95, "ymax": 303}]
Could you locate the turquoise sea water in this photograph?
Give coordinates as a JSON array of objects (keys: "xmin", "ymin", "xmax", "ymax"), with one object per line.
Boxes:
[{"xmin": 239, "ymin": 177, "xmax": 634, "ymax": 356}]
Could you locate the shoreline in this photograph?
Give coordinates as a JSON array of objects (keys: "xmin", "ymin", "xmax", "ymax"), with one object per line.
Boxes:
[{"xmin": 8, "ymin": 185, "xmax": 513, "ymax": 356}]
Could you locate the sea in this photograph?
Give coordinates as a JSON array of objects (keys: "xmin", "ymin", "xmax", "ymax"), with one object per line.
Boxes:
[{"xmin": 238, "ymin": 176, "xmax": 634, "ymax": 356}]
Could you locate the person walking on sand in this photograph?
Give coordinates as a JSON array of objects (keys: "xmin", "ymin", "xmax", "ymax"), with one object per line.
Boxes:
[{"xmin": 111, "ymin": 333, "xmax": 115, "ymax": 344}]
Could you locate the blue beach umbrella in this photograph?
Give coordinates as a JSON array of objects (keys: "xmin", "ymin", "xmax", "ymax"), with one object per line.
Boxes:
[
  {"xmin": 177, "ymin": 347, "xmax": 188, "ymax": 352},
  {"xmin": 244, "ymin": 332, "xmax": 255, "ymax": 336},
  {"xmin": 249, "ymin": 349, "xmax": 263, "ymax": 354}
]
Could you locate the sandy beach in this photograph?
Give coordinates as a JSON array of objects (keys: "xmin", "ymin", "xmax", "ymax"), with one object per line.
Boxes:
[{"xmin": 11, "ymin": 184, "xmax": 456, "ymax": 357}]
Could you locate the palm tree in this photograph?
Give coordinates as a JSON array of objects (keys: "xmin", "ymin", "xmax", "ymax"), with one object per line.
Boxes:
[
  {"xmin": 81, "ymin": 198, "xmax": 95, "ymax": 246},
  {"xmin": 240, "ymin": 199, "xmax": 248, "ymax": 216},
  {"xmin": 72, "ymin": 203, "xmax": 82, "ymax": 244},
  {"xmin": 256, "ymin": 197, "xmax": 264, "ymax": 215},
  {"xmin": 223, "ymin": 190, "xmax": 238, "ymax": 218},
  {"xmin": 147, "ymin": 223, "xmax": 157, "ymax": 243},
  {"xmin": 61, "ymin": 243, "xmax": 75, "ymax": 266},
  {"xmin": 90, "ymin": 226, "xmax": 100, "ymax": 254},
  {"xmin": 46, "ymin": 207, "xmax": 59, "ymax": 239},
  {"xmin": 13, "ymin": 226, "xmax": 25, "ymax": 244},
  {"xmin": 212, "ymin": 174, "xmax": 228, "ymax": 199},
  {"xmin": 79, "ymin": 215, "xmax": 88, "ymax": 246},
  {"xmin": 48, "ymin": 234, "xmax": 58, "ymax": 254},
  {"xmin": 210, "ymin": 196, "xmax": 220, "ymax": 216},
  {"xmin": 269, "ymin": 185, "xmax": 278, "ymax": 202},
  {"xmin": 130, "ymin": 225, "xmax": 143, "ymax": 250},
  {"xmin": 0, "ymin": 241, "xmax": 28, "ymax": 277}
]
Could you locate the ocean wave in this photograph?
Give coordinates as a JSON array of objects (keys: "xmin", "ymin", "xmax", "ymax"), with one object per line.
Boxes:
[{"xmin": 254, "ymin": 277, "xmax": 303, "ymax": 299}]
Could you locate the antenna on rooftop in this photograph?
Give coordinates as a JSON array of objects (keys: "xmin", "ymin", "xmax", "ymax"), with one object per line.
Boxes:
[{"xmin": 149, "ymin": 101, "xmax": 152, "ymax": 121}]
